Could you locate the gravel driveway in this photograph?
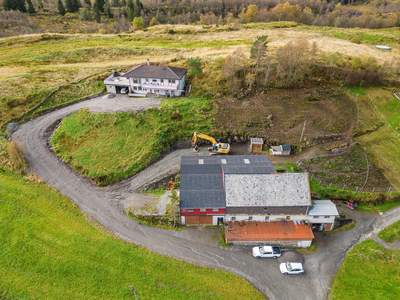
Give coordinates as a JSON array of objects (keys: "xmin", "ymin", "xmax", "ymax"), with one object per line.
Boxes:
[{"xmin": 12, "ymin": 95, "xmax": 400, "ymax": 300}]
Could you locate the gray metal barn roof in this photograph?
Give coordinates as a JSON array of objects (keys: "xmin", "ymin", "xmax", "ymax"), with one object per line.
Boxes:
[
  {"xmin": 179, "ymin": 155, "xmax": 277, "ymax": 209},
  {"xmin": 224, "ymin": 173, "xmax": 311, "ymax": 207}
]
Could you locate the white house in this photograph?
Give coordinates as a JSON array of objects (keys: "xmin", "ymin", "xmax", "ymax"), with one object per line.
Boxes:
[{"xmin": 104, "ymin": 60, "xmax": 187, "ymax": 97}]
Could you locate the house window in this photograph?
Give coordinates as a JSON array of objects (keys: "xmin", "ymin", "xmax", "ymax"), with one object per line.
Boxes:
[
  {"xmin": 168, "ymin": 79, "xmax": 172, "ymax": 84},
  {"xmin": 200, "ymin": 208, "xmax": 206, "ymax": 212},
  {"xmin": 249, "ymin": 216, "xmax": 253, "ymax": 221},
  {"xmin": 212, "ymin": 208, "xmax": 219, "ymax": 212},
  {"xmin": 155, "ymin": 90, "xmax": 159, "ymax": 93},
  {"xmin": 324, "ymin": 216, "xmax": 330, "ymax": 218},
  {"xmin": 173, "ymin": 80, "xmax": 176, "ymax": 83},
  {"xmin": 187, "ymin": 209, "xmax": 193, "ymax": 212},
  {"xmin": 313, "ymin": 216, "xmax": 319, "ymax": 219},
  {"xmin": 263, "ymin": 208, "xmax": 268, "ymax": 211},
  {"xmin": 231, "ymin": 217, "xmax": 236, "ymax": 221},
  {"xmin": 286, "ymin": 216, "xmax": 290, "ymax": 221},
  {"xmin": 133, "ymin": 87, "xmax": 137, "ymax": 90},
  {"xmin": 265, "ymin": 216, "xmax": 269, "ymax": 221},
  {"xmin": 152, "ymin": 79, "xmax": 157, "ymax": 82},
  {"xmin": 138, "ymin": 87, "xmax": 142, "ymax": 90},
  {"xmin": 133, "ymin": 79, "xmax": 138, "ymax": 83}
]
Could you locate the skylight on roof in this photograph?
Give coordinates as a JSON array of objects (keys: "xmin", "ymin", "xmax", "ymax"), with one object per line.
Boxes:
[
  {"xmin": 244, "ymin": 159, "xmax": 250, "ymax": 164},
  {"xmin": 221, "ymin": 159, "xmax": 227, "ymax": 164},
  {"xmin": 198, "ymin": 159, "xmax": 204, "ymax": 165}
]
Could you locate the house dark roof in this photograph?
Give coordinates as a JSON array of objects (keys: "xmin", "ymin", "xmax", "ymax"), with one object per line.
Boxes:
[
  {"xmin": 179, "ymin": 155, "xmax": 277, "ymax": 209},
  {"xmin": 123, "ymin": 65, "xmax": 187, "ymax": 80}
]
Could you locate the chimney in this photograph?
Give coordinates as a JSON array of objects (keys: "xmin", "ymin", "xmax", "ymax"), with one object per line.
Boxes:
[{"xmin": 147, "ymin": 59, "xmax": 150, "ymax": 65}]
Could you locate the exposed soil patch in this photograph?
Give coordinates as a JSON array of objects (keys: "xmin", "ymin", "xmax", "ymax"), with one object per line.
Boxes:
[
  {"xmin": 301, "ymin": 144, "xmax": 391, "ymax": 191},
  {"xmin": 215, "ymin": 86, "xmax": 356, "ymax": 153}
]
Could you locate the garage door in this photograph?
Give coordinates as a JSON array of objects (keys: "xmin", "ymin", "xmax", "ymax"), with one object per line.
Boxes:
[{"xmin": 185, "ymin": 216, "xmax": 213, "ymax": 226}]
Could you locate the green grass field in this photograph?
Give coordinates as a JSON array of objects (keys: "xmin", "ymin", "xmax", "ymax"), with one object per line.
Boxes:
[
  {"xmin": 378, "ymin": 220, "xmax": 400, "ymax": 243},
  {"xmin": 50, "ymin": 98, "xmax": 215, "ymax": 186},
  {"xmin": 0, "ymin": 171, "xmax": 263, "ymax": 300},
  {"xmin": 330, "ymin": 240, "xmax": 400, "ymax": 300}
]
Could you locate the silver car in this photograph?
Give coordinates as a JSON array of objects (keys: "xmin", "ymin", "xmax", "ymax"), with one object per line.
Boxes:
[
  {"xmin": 252, "ymin": 246, "xmax": 281, "ymax": 258},
  {"xmin": 280, "ymin": 262, "xmax": 304, "ymax": 275}
]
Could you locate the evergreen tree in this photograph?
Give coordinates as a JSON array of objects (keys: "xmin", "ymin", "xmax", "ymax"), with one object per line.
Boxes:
[
  {"xmin": 71, "ymin": 0, "xmax": 80, "ymax": 12},
  {"xmin": 93, "ymin": 0, "xmax": 101, "ymax": 22},
  {"xmin": 65, "ymin": 0, "xmax": 73, "ymax": 12},
  {"xmin": 58, "ymin": 0, "xmax": 66, "ymax": 15},
  {"xmin": 4, "ymin": 0, "xmax": 26, "ymax": 12},
  {"xmin": 107, "ymin": 6, "xmax": 113, "ymax": 18},
  {"xmin": 134, "ymin": 0, "xmax": 142, "ymax": 17},
  {"xmin": 84, "ymin": 0, "xmax": 91, "ymax": 8},
  {"xmin": 27, "ymin": 0, "xmax": 36, "ymax": 13},
  {"xmin": 127, "ymin": 0, "xmax": 134, "ymax": 21}
]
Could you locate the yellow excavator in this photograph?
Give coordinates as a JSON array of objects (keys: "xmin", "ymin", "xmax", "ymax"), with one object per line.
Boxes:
[{"xmin": 192, "ymin": 132, "xmax": 230, "ymax": 155}]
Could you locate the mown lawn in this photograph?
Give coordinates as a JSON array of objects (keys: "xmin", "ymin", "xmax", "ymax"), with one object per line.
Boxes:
[
  {"xmin": 378, "ymin": 220, "xmax": 400, "ymax": 243},
  {"xmin": 51, "ymin": 98, "xmax": 215, "ymax": 186},
  {"xmin": 330, "ymin": 240, "xmax": 400, "ymax": 300},
  {"xmin": 0, "ymin": 171, "xmax": 264, "ymax": 300}
]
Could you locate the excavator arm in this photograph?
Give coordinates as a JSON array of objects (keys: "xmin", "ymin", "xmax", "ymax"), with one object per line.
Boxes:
[{"xmin": 192, "ymin": 132, "xmax": 217, "ymax": 147}]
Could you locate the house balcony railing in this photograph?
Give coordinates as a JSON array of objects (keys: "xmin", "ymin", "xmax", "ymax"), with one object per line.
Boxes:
[{"xmin": 138, "ymin": 82, "xmax": 179, "ymax": 90}]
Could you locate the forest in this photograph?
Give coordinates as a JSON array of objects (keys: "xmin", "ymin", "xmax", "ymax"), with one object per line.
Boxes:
[{"xmin": 1, "ymin": 0, "xmax": 400, "ymax": 37}]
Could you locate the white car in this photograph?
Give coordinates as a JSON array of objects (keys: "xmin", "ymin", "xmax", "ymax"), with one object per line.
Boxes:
[
  {"xmin": 280, "ymin": 262, "xmax": 304, "ymax": 275},
  {"xmin": 120, "ymin": 87, "xmax": 129, "ymax": 94},
  {"xmin": 252, "ymin": 246, "xmax": 281, "ymax": 258}
]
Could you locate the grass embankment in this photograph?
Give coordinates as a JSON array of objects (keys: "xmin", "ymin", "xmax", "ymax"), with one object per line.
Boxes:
[
  {"xmin": 0, "ymin": 171, "xmax": 263, "ymax": 299},
  {"xmin": 51, "ymin": 98, "xmax": 214, "ymax": 186},
  {"xmin": 348, "ymin": 87, "xmax": 400, "ymax": 190},
  {"xmin": 330, "ymin": 240, "xmax": 400, "ymax": 300},
  {"xmin": 282, "ymin": 162, "xmax": 400, "ymax": 209},
  {"xmin": 378, "ymin": 220, "xmax": 400, "ymax": 243}
]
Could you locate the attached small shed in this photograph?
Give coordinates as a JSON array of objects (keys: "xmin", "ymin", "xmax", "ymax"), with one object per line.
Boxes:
[
  {"xmin": 269, "ymin": 144, "xmax": 291, "ymax": 156},
  {"xmin": 307, "ymin": 200, "xmax": 339, "ymax": 231}
]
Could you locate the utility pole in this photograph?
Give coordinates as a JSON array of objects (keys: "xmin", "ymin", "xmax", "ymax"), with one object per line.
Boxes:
[{"xmin": 299, "ymin": 120, "xmax": 306, "ymax": 142}]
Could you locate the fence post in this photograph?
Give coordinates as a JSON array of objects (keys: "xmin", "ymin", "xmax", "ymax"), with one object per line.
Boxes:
[
  {"xmin": 372, "ymin": 187, "xmax": 375, "ymax": 192},
  {"xmin": 343, "ymin": 185, "xmax": 346, "ymax": 190}
]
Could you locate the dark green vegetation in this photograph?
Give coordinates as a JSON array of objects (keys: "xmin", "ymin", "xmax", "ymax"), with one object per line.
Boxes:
[
  {"xmin": 51, "ymin": 98, "xmax": 214, "ymax": 186},
  {"xmin": 330, "ymin": 240, "xmax": 400, "ymax": 300},
  {"xmin": 0, "ymin": 172, "xmax": 264, "ymax": 299},
  {"xmin": 378, "ymin": 220, "xmax": 400, "ymax": 243}
]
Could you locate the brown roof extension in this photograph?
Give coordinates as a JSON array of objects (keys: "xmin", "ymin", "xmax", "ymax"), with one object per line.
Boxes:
[
  {"xmin": 225, "ymin": 220, "xmax": 314, "ymax": 243},
  {"xmin": 123, "ymin": 65, "xmax": 187, "ymax": 80}
]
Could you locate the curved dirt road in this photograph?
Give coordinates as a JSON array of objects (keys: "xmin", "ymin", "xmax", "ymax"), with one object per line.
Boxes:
[{"xmin": 13, "ymin": 95, "xmax": 400, "ymax": 300}]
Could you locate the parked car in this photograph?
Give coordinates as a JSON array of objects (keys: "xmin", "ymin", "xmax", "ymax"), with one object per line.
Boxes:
[
  {"xmin": 252, "ymin": 246, "xmax": 281, "ymax": 258},
  {"xmin": 120, "ymin": 87, "xmax": 129, "ymax": 94},
  {"xmin": 279, "ymin": 262, "xmax": 304, "ymax": 275}
]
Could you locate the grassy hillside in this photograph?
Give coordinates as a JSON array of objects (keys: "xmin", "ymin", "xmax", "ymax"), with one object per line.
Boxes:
[
  {"xmin": 378, "ymin": 220, "xmax": 400, "ymax": 243},
  {"xmin": 0, "ymin": 171, "xmax": 264, "ymax": 299},
  {"xmin": 330, "ymin": 240, "xmax": 400, "ymax": 300},
  {"xmin": 51, "ymin": 98, "xmax": 214, "ymax": 186}
]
